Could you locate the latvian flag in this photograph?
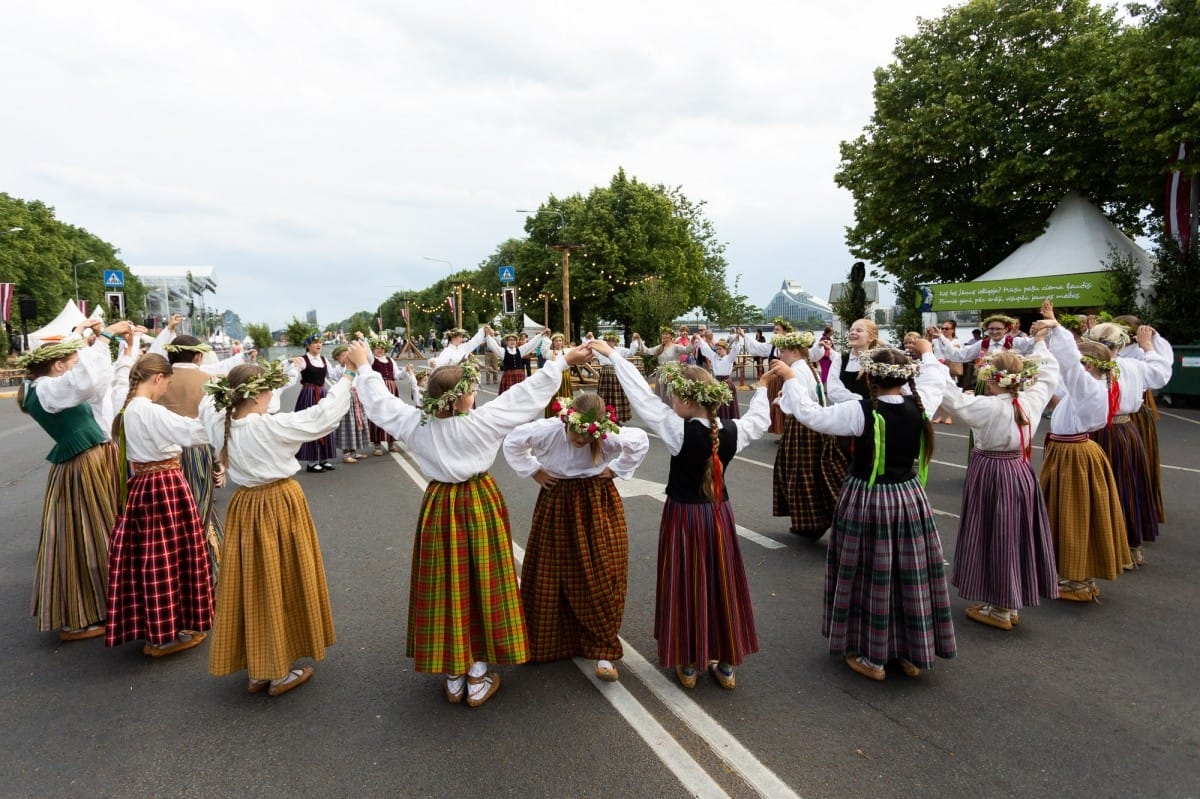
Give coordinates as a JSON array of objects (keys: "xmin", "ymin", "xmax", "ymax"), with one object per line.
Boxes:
[
  {"xmin": 78, "ymin": 300, "xmax": 88, "ymax": 317},
  {"xmin": 446, "ymin": 294, "xmax": 456, "ymax": 317},
  {"xmin": 1166, "ymin": 142, "xmax": 1193, "ymax": 252},
  {"xmin": 0, "ymin": 283, "xmax": 13, "ymax": 322},
  {"xmin": 401, "ymin": 303, "xmax": 410, "ymax": 329}
]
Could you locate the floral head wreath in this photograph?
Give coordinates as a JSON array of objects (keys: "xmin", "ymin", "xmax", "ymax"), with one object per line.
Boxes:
[
  {"xmin": 549, "ymin": 397, "xmax": 621, "ymax": 440},
  {"xmin": 1082, "ymin": 323, "xmax": 1131, "ymax": 350},
  {"xmin": 1080, "ymin": 354, "xmax": 1120, "ymax": 375},
  {"xmin": 981, "ymin": 314, "xmax": 1018, "ymax": 330},
  {"xmin": 16, "ymin": 338, "xmax": 85, "ymax": 369},
  {"xmin": 859, "ymin": 348, "xmax": 920, "ymax": 381},
  {"xmin": 602, "ymin": 332, "xmax": 620, "ymax": 343},
  {"xmin": 771, "ymin": 331, "xmax": 815, "ymax": 350},
  {"xmin": 658, "ymin": 362, "xmax": 733, "ymax": 408},
  {"xmin": 302, "ymin": 334, "xmax": 322, "ymax": 346},
  {"xmin": 446, "ymin": 328, "xmax": 468, "ymax": 340},
  {"xmin": 977, "ymin": 354, "xmax": 1040, "ymax": 391},
  {"xmin": 659, "ymin": 326, "xmax": 676, "ymax": 338},
  {"xmin": 203, "ymin": 359, "xmax": 290, "ymax": 411},
  {"xmin": 771, "ymin": 316, "xmax": 795, "ymax": 333},
  {"xmin": 163, "ymin": 341, "xmax": 213, "ymax": 355},
  {"xmin": 1057, "ymin": 313, "xmax": 1083, "ymax": 332},
  {"xmin": 418, "ymin": 361, "xmax": 480, "ymax": 424},
  {"xmin": 367, "ymin": 337, "xmax": 390, "ymax": 351}
]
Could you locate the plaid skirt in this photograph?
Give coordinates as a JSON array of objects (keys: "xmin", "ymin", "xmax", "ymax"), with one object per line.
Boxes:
[
  {"xmin": 766, "ymin": 380, "xmax": 784, "ymax": 435},
  {"xmin": 1132, "ymin": 395, "xmax": 1164, "ymax": 523},
  {"xmin": 824, "ymin": 476, "xmax": 956, "ymax": 669},
  {"xmin": 520, "ymin": 476, "xmax": 628, "ymax": 661},
  {"xmin": 1040, "ymin": 434, "xmax": 1130, "ymax": 581},
  {"xmin": 1091, "ymin": 419, "xmax": 1158, "ymax": 546},
  {"xmin": 337, "ymin": 388, "xmax": 371, "ymax": 453},
  {"xmin": 368, "ymin": 379, "xmax": 398, "ymax": 446},
  {"xmin": 180, "ymin": 443, "xmax": 224, "ymax": 583},
  {"xmin": 406, "ymin": 473, "xmax": 528, "ymax": 674},
  {"xmin": 295, "ymin": 384, "xmax": 337, "ymax": 461},
  {"xmin": 715, "ymin": 375, "xmax": 740, "ymax": 421},
  {"xmin": 773, "ymin": 417, "xmax": 848, "ymax": 533},
  {"xmin": 952, "ymin": 450, "xmax": 1058, "ymax": 608},
  {"xmin": 208, "ymin": 479, "xmax": 335, "ymax": 681},
  {"xmin": 106, "ymin": 467, "xmax": 212, "ymax": 647},
  {"xmin": 31, "ymin": 442, "xmax": 121, "ymax": 632},
  {"xmin": 655, "ymin": 498, "xmax": 758, "ymax": 668},
  {"xmin": 499, "ymin": 368, "xmax": 526, "ymax": 394},
  {"xmin": 596, "ymin": 366, "xmax": 632, "ymax": 423}
]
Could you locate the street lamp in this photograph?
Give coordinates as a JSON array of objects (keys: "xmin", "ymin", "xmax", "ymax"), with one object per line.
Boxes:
[
  {"xmin": 72, "ymin": 259, "xmax": 96, "ymax": 304},
  {"xmin": 2, "ymin": 226, "xmax": 23, "ymax": 235}
]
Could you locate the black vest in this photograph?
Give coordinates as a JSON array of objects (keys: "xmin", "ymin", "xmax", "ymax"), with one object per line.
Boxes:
[
  {"xmin": 849, "ymin": 397, "xmax": 924, "ymax": 484},
  {"xmin": 665, "ymin": 419, "xmax": 738, "ymax": 503}
]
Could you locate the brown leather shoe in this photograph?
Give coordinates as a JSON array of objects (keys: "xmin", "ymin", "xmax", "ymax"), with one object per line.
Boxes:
[
  {"xmin": 268, "ymin": 666, "xmax": 314, "ymax": 697},
  {"xmin": 444, "ymin": 675, "xmax": 466, "ymax": 703},
  {"xmin": 845, "ymin": 655, "xmax": 886, "ymax": 681},
  {"xmin": 466, "ymin": 671, "xmax": 501, "ymax": 707},
  {"xmin": 143, "ymin": 631, "xmax": 207, "ymax": 657},
  {"xmin": 966, "ymin": 604, "xmax": 1013, "ymax": 631},
  {"xmin": 674, "ymin": 665, "xmax": 699, "ymax": 689},
  {"xmin": 59, "ymin": 625, "xmax": 105, "ymax": 642},
  {"xmin": 595, "ymin": 661, "xmax": 619, "ymax": 682}
]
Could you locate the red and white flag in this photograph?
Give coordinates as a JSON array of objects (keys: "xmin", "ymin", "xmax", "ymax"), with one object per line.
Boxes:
[
  {"xmin": 0, "ymin": 283, "xmax": 13, "ymax": 322},
  {"xmin": 1166, "ymin": 142, "xmax": 1193, "ymax": 252},
  {"xmin": 78, "ymin": 300, "xmax": 88, "ymax": 317},
  {"xmin": 446, "ymin": 295, "xmax": 456, "ymax": 317},
  {"xmin": 401, "ymin": 304, "xmax": 410, "ymax": 328},
  {"xmin": 376, "ymin": 316, "xmax": 383, "ymax": 332}
]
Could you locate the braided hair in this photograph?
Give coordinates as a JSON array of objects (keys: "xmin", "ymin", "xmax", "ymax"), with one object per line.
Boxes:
[
  {"xmin": 673, "ymin": 365, "xmax": 724, "ymax": 502},
  {"xmin": 217, "ymin": 363, "xmax": 266, "ymax": 472},
  {"xmin": 987, "ymin": 351, "xmax": 1030, "ymax": 427},
  {"xmin": 862, "ymin": 347, "xmax": 935, "ymax": 468},
  {"xmin": 111, "ymin": 354, "xmax": 173, "ymax": 439}
]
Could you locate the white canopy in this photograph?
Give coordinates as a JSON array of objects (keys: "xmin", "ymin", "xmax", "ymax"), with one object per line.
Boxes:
[{"xmin": 28, "ymin": 301, "xmax": 87, "ymax": 349}]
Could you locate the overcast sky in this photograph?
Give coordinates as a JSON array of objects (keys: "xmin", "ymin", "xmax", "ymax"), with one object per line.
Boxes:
[{"xmin": 3, "ymin": 0, "xmax": 958, "ymax": 330}]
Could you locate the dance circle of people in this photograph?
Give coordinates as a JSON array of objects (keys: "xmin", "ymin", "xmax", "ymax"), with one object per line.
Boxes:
[{"xmin": 14, "ymin": 304, "xmax": 1175, "ymax": 703}]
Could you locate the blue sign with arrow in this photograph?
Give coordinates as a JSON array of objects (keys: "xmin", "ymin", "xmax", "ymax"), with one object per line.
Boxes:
[
  {"xmin": 103, "ymin": 269, "xmax": 125, "ymax": 288},
  {"xmin": 498, "ymin": 265, "xmax": 515, "ymax": 284}
]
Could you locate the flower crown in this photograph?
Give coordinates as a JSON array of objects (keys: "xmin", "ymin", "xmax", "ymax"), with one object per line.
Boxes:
[
  {"xmin": 550, "ymin": 397, "xmax": 621, "ymax": 440},
  {"xmin": 771, "ymin": 331, "xmax": 815, "ymax": 350},
  {"xmin": 1082, "ymin": 324, "xmax": 1131, "ymax": 350},
  {"xmin": 367, "ymin": 337, "xmax": 390, "ymax": 351},
  {"xmin": 771, "ymin": 316, "xmax": 795, "ymax": 332},
  {"xmin": 658, "ymin": 362, "xmax": 733, "ymax": 407},
  {"xmin": 859, "ymin": 348, "xmax": 920, "ymax": 380},
  {"xmin": 302, "ymin": 334, "xmax": 321, "ymax": 346},
  {"xmin": 982, "ymin": 314, "xmax": 1018, "ymax": 330},
  {"xmin": 977, "ymin": 356, "xmax": 1040, "ymax": 391},
  {"xmin": 203, "ymin": 359, "xmax": 290, "ymax": 411},
  {"xmin": 1056, "ymin": 313, "xmax": 1083, "ymax": 332},
  {"xmin": 163, "ymin": 341, "xmax": 213, "ymax": 354},
  {"xmin": 16, "ymin": 338, "xmax": 85, "ymax": 368},
  {"xmin": 602, "ymin": 332, "xmax": 620, "ymax": 343},
  {"xmin": 418, "ymin": 362, "xmax": 480, "ymax": 424},
  {"xmin": 1080, "ymin": 355, "xmax": 1119, "ymax": 375}
]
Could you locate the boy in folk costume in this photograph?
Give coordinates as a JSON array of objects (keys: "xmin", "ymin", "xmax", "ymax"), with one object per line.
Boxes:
[
  {"xmin": 486, "ymin": 328, "xmax": 549, "ymax": 394},
  {"xmin": 347, "ymin": 339, "xmax": 595, "ymax": 707},
  {"xmin": 931, "ymin": 314, "xmax": 1035, "ymax": 374},
  {"xmin": 589, "ymin": 338, "xmax": 771, "ymax": 690},
  {"xmin": 365, "ymin": 336, "xmax": 417, "ymax": 456},
  {"xmin": 429, "ymin": 326, "xmax": 489, "ymax": 369},
  {"xmin": 18, "ymin": 318, "xmax": 137, "ymax": 641},
  {"xmin": 502, "ymin": 393, "xmax": 649, "ymax": 682},
  {"xmin": 594, "ymin": 331, "xmax": 640, "ymax": 423},
  {"xmin": 772, "ymin": 342, "xmax": 956, "ymax": 680},
  {"xmin": 764, "ymin": 330, "xmax": 849, "ymax": 541},
  {"xmin": 107, "ymin": 354, "xmax": 213, "ymax": 657},
  {"xmin": 200, "ymin": 360, "xmax": 352, "ymax": 697}
]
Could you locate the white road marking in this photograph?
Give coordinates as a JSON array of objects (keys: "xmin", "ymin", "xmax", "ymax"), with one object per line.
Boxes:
[{"xmin": 615, "ymin": 477, "xmax": 786, "ymax": 550}]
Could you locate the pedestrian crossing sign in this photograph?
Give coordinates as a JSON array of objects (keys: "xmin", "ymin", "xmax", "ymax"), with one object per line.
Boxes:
[
  {"xmin": 103, "ymin": 269, "xmax": 125, "ymax": 288},
  {"xmin": 498, "ymin": 265, "xmax": 515, "ymax": 283}
]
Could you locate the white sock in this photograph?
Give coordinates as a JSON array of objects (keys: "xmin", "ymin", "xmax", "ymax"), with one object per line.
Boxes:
[
  {"xmin": 597, "ymin": 659, "xmax": 613, "ymax": 671},
  {"xmin": 468, "ymin": 661, "xmax": 487, "ymax": 679}
]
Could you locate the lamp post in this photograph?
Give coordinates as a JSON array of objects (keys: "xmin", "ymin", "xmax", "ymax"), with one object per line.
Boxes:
[
  {"xmin": 72, "ymin": 259, "xmax": 96, "ymax": 304},
  {"xmin": 516, "ymin": 208, "xmax": 578, "ymax": 341}
]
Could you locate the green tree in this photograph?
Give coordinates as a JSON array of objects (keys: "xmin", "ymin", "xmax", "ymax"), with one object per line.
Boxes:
[
  {"xmin": 831, "ymin": 262, "xmax": 871, "ymax": 328},
  {"xmin": 1145, "ymin": 228, "xmax": 1200, "ymax": 343},
  {"xmin": 245, "ymin": 323, "xmax": 273, "ymax": 350},
  {"xmin": 284, "ymin": 317, "xmax": 318, "ymax": 347},
  {"xmin": 835, "ymin": 0, "xmax": 1135, "ymax": 292}
]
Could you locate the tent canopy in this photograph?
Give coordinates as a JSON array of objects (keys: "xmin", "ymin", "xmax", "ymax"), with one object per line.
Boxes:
[{"xmin": 29, "ymin": 301, "xmax": 87, "ymax": 349}]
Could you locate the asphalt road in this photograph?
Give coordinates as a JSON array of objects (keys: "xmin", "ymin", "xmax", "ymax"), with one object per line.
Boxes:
[{"xmin": 1, "ymin": 380, "xmax": 1198, "ymax": 799}]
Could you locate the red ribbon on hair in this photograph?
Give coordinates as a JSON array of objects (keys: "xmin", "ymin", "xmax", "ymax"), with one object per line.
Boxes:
[
  {"xmin": 1106, "ymin": 380, "xmax": 1121, "ymax": 427},
  {"xmin": 712, "ymin": 454, "xmax": 724, "ymax": 505}
]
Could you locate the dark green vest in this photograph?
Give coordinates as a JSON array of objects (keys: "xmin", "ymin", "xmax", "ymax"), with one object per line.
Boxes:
[{"xmin": 24, "ymin": 384, "xmax": 108, "ymax": 464}]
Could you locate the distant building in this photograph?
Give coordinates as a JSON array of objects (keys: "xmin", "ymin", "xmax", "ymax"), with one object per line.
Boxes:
[
  {"xmin": 131, "ymin": 265, "xmax": 217, "ymax": 335},
  {"xmin": 827, "ymin": 280, "xmax": 882, "ymax": 330},
  {"xmin": 761, "ymin": 280, "xmax": 834, "ymax": 327}
]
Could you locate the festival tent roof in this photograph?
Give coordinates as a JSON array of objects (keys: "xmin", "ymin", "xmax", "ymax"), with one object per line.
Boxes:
[{"xmin": 28, "ymin": 300, "xmax": 87, "ymax": 349}]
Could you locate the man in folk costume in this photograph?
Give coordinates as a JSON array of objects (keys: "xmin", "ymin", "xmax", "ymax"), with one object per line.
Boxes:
[
  {"xmin": 486, "ymin": 328, "xmax": 549, "ymax": 394},
  {"xmin": 932, "ymin": 314, "xmax": 1035, "ymax": 382}
]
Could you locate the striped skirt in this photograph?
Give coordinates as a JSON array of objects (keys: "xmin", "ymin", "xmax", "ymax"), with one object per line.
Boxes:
[
  {"xmin": 106, "ymin": 467, "xmax": 212, "ymax": 647},
  {"xmin": 1040, "ymin": 434, "xmax": 1130, "ymax": 582},
  {"xmin": 406, "ymin": 473, "xmax": 528, "ymax": 674},
  {"xmin": 773, "ymin": 418, "xmax": 848, "ymax": 533},
  {"xmin": 824, "ymin": 476, "xmax": 956, "ymax": 669},
  {"xmin": 655, "ymin": 498, "xmax": 758, "ymax": 669},
  {"xmin": 499, "ymin": 368, "xmax": 526, "ymax": 394},
  {"xmin": 295, "ymin": 384, "xmax": 338, "ymax": 461},
  {"xmin": 1132, "ymin": 394, "xmax": 1164, "ymax": 523},
  {"xmin": 544, "ymin": 370, "xmax": 575, "ymax": 418},
  {"xmin": 368, "ymin": 380, "xmax": 398, "ymax": 446},
  {"xmin": 715, "ymin": 375, "xmax": 740, "ymax": 421},
  {"xmin": 952, "ymin": 450, "xmax": 1058, "ymax": 608},
  {"xmin": 1091, "ymin": 418, "xmax": 1158, "ymax": 546},
  {"xmin": 337, "ymin": 387, "xmax": 371, "ymax": 453},
  {"xmin": 31, "ymin": 442, "xmax": 121, "ymax": 632},
  {"xmin": 520, "ymin": 476, "xmax": 628, "ymax": 662},
  {"xmin": 180, "ymin": 443, "xmax": 224, "ymax": 583},
  {"xmin": 596, "ymin": 366, "xmax": 632, "ymax": 423},
  {"xmin": 208, "ymin": 479, "xmax": 335, "ymax": 681}
]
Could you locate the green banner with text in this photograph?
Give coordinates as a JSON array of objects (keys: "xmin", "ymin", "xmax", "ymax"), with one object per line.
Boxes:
[{"xmin": 919, "ymin": 272, "xmax": 1110, "ymax": 311}]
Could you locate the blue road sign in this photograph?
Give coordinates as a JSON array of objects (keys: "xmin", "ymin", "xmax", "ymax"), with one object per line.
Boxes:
[
  {"xmin": 103, "ymin": 269, "xmax": 125, "ymax": 288},
  {"xmin": 498, "ymin": 265, "xmax": 515, "ymax": 283}
]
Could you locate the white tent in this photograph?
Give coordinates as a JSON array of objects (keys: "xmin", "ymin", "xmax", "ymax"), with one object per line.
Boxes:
[
  {"xmin": 974, "ymin": 192, "xmax": 1154, "ymax": 300},
  {"xmin": 521, "ymin": 313, "xmax": 544, "ymax": 334},
  {"xmin": 28, "ymin": 301, "xmax": 87, "ymax": 349}
]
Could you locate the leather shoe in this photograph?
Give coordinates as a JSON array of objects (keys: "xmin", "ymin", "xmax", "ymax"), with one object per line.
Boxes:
[
  {"xmin": 268, "ymin": 666, "xmax": 313, "ymax": 696},
  {"xmin": 595, "ymin": 661, "xmax": 619, "ymax": 682},
  {"xmin": 143, "ymin": 631, "xmax": 207, "ymax": 657},
  {"xmin": 466, "ymin": 671, "xmax": 501, "ymax": 707},
  {"xmin": 845, "ymin": 655, "xmax": 886, "ymax": 681},
  {"xmin": 966, "ymin": 604, "xmax": 1014, "ymax": 631},
  {"xmin": 674, "ymin": 664, "xmax": 698, "ymax": 689},
  {"xmin": 58, "ymin": 624, "xmax": 105, "ymax": 642}
]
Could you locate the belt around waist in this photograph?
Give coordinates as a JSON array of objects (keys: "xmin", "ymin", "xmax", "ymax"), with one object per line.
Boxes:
[
  {"xmin": 132, "ymin": 457, "xmax": 182, "ymax": 474},
  {"xmin": 1047, "ymin": 432, "xmax": 1090, "ymax": 443},
  {"xmin": 1111, "ymin": 414, "xmax": 1132, "ymax": 424}
]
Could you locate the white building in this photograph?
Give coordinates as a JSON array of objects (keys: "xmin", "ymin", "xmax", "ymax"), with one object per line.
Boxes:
[
  {"xmin": 761, "ymin": 280, "xmax": 834, "ymax": 326},
  {"xmin": 130, "ymin": 265, "xmax": 217, "ymax": 336}
]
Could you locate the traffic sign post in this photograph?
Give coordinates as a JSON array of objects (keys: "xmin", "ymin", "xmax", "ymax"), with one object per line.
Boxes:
[
  {"xmin": 502, "ymin": 286, "xmax": 517, "ymax": 315},
  {"xmin": 104, "ymin": 291, "xmax": 125, "ymax": 318},
  {"xmin": 498, "ymin": 265, "xmax": 515, "ymax": 284}
]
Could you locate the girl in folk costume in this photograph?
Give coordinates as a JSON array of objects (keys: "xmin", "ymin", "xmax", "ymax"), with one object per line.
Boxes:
[
  {"xmin": 931, "ymin": 313, "xmax": 1036, "ymax": 376},
  {"xmin": 937, "ymin": 326, "xmax": 1060, "ymax": 631},
  {"xmin": 695, "ymin": 329, "xmax": 745, "ymax": 421},
  {"xmin": 1113, "ymin": 314, "xmax": 1172, "ymax": 525},
  {"xmin": 106, "ymin": 355, "xmax": 213, "ymax": 656},
  {"xmin": 200, "ymin": 360, "xmax": 352, "ymax": 697},
  {"xmin": 18, "ymin": 318, "xmax": 136, "ymax": 640},
  {"xmin": 743, "ymin": 318, "xmax": 795, "ymax": 434},
  {"xmin": 293, "ymin": 335, "xmax": 338, "ymax": 473},
  {"xmin": 594, "ymin": 331, "xmax": 640, "ymax": 423},
  {"xmin": 824, "ymin": 318, "xmax": 880, "ymax": 403},
  {"xmin": 1034, "ymin": 311, "xmax": 1131, "ymax": 601},
  {"xmin": 772, "ymin": 342, "xmax": 956, "ymax": 680},
  {"xmin": 486, "ymin": 328, "xmax": 549, "ymax": 394},
  {"xmin": 541, "ymin": 332, "xmax": 575, "ymax": 418},
  {"xmin": 158, "ymin": 334, "xmax": 231, "ymax": 579},
  {"xmin": 328, "ymin": 345, "xmax": 370, "ymax": 463},
  {"xmin": 765, "ymin": 330, "xmax": 850, "ymax": 541},
  {"xmin": 502, "ymin": 393, "xmax": 649, "ymax": 682},
  {"xmin": 348, "ymin": 340, "xmax": 595, "ymax": 707},
  {"xmin": 429, "ymin": 326, "xmax": 489, "ymax": 369},
  {"xmin": 640, "ymin": 328, "xmax": 692, "ymax": 403},
  {"xmin": 1082, "ymin": 321, "xmax": 1172, "ymax": 566},
  {"xmin": 364, "ymin": 336, "xmax": 417, "ymax": 457},
  {"xmin": 589, "ymin": 339, "xmax": 771, "ymax": 690}
]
